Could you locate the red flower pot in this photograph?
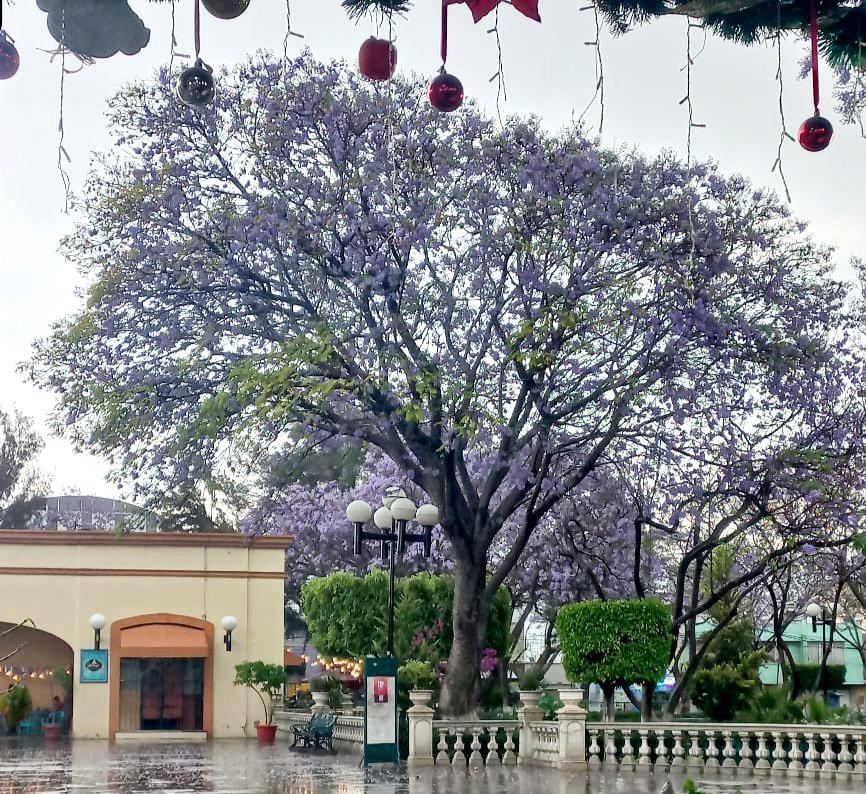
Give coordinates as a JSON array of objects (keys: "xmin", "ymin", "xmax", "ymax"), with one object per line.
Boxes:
[
  {"xmin": 43, "ymin": 723, "xmax": 62, "ymax": 740},
  {"xmin": 256, "ymin": 723, "xmax": 278, "ymax": 744},
  {"xmin": 358, "ymin": 37, "xmax": 397, "ymax": 81}
]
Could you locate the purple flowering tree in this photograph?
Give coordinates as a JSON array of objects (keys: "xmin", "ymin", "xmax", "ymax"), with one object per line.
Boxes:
[{"xmin": 29, "ymin": 52, "xmax": 865, "ymax": 715}]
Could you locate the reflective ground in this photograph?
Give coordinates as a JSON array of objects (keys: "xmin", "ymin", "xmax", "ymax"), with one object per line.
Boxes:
[{"xmin": 0, "ymin": 739, "xmax": 856, "ymax": 794}]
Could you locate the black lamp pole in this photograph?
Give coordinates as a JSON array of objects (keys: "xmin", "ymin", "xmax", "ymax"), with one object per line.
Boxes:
[
  {"xmin": 810, "ymin": 606, "xmax": 832, "ymax": 702},
  {"xmin": 351, "ymin": 500, "xmax": 434, "ymax": 658}
]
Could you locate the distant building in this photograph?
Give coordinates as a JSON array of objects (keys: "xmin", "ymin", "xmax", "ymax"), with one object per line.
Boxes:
[{"xmin": 39, "ymin": 495, "xmax": 158, "ymax": 532}]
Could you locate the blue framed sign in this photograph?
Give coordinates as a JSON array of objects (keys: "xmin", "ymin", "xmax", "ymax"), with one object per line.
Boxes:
[{"xmin": 80, "ymin": 649, "xmax": 108, "ymax": 683}]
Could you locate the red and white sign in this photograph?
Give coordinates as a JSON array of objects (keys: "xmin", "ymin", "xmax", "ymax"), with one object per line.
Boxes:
[{"xmin": 373, "ymin": 676, "xmax": 389, "ymax": 703}]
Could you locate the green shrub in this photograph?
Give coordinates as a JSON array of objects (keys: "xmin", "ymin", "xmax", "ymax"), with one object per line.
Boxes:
[
  {"xmin": 793, "ymin": 663, "xmax": 846, "ymax": 696},
  {"xmin": 516, "ymin": 665, "xmax": 545, "ymax": 691},
  {"xmin": 556, "ymin": 599, "xmax": 670, "ymax": 689},
  {"xmin": 735, "ymin": 687, "xmax": 805, "ymax": 724},
  {"xmin": 689, "ymin": 620, "xmax": 765, "ymax": 721},
  {"xmin": 399, "ymin": 659, "xmax": 438, "ymax": 690}
]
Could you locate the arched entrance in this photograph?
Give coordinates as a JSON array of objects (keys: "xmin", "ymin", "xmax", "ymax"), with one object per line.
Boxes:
[
  {"xmin": 109, "ymin": 614, "xmax": 214, "ymax": 738},
  {"xmin": 0, "ymin": 621, "xmax": 73, "ymax": 734}
]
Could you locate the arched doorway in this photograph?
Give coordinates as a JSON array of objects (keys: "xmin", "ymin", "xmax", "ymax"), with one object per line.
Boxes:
[
  {"xmin": 109, "ymin": 614, "xmax": 214, "ymax": 738},
  {"xmin": 0, "ymin": 621, "xmax": 73, "ymax": 734}
]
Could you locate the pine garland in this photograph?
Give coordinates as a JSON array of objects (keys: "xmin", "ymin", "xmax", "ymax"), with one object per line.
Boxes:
[{"xmin": 340, "ymin": 0, "xmax": 412, "ymax": 19}]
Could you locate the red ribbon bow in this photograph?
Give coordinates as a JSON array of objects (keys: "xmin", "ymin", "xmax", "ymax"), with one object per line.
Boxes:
[{"xmin": 446, "ymin": 0, "xmax": 540, "ymax": 23}]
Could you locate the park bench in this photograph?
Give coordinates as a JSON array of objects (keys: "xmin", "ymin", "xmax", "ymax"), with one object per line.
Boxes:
[{"xmin": 290, "ymin": 713, "xmax": 337, "ymax": 752}]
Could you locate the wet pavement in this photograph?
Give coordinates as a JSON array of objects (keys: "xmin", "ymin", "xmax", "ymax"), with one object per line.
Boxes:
[{"xmin": 0, "ymin": 739, "xmax": 858, "ymax": 794}]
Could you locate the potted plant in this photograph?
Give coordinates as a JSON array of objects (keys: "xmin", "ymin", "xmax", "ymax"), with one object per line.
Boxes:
[
  {"xmin": 399, "ymin": 659, "xmax": 438, "ymax": 709},
  {"xmin": 516, "ymin": 665, "xmax": 545, "ymax": 710},
  {"xmin": 0, "ymin": 684, "xmax": 32, "ymax": 735},
  {"xmin": 309, "ymin": 672, "xmax": 340, "ymax": 714},
  {"xmin": 233, "ymin": 661, "xmax": 287, "ymax": 744}
]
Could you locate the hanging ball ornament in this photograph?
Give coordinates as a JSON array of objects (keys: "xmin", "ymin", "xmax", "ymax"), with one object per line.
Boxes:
[
  {"xmin": 177, "ymin": 59, "xmax": 216, "ymax": 108},
  {"xmin": 358, "ymin": 37, "xmax": 397, "ymax": 81},
  {"xmin": 798, "ymin": 113, "xmax": 833, "ymax": 152},
  {"xmin": 201, "ymin": 0, "xmax": 251, "ymax": 20},
  {"xmin": 0, "ymin": 31, "xmax": 20, "ymax": 80},
  {"xmin": 428, "ymin": 70, "xmax": 464, "ymax": 113}
]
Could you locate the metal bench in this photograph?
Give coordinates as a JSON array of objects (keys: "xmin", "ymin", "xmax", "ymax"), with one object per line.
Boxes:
[{"xmin": 290, "ymin": 713, "xmax": 337, "ymax": 752}]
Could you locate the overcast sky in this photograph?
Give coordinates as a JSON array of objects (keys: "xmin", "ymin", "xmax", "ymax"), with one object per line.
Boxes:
[{"xmin": 0, "ymin": 0, "xmax": 863, "ymax": 500}]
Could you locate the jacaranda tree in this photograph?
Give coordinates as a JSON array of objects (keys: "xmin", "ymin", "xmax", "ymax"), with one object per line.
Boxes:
[{"xmin": 30, "ymin": 52, "xmax": 860, "ymax": 715}]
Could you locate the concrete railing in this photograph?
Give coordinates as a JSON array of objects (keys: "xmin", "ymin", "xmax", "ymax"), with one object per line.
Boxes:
[
  {"xmin": 408, "ymin": 688, "xmax": 587, "ymax": 769},
  {"xmin": 586, "ymin": 722, "xmax": 866, "ymax": 777},
  {"xmin": 274, "ymin": 709, "xmax": 364, "ymax": 753}
]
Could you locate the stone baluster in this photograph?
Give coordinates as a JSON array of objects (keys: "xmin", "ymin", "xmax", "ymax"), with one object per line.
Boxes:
[
  {"xmin": 451, "ymin": 727, "xmax": 466, "ymax": 767},
  {"xmin": 587, "ymin": 729, "xmax": 602, "ymax": 768},
  {"xmin": 738, "ymin": 730, "xmax": 754, "ymax": 772},
  {"xmin": 819, "ymin": 732, "xmax": 836, "ymax": 777},
  {"xmin": 804, "ymin": 731, "xmax": 821, "ymax": 774},
  {"xmin": 670, "ymin": 730, "xmax": 686, "ymax": 769},
  {"xmin": 468, "ymin": 727, "xmax": 484, "ymax": 769},
  {"xmin": 705, "ymin": 730, "xmax": 721, "ymax": 770},
  {"xmin": 604, "ymin": 728, "xmax": 619, "ymax": 767},
  {"xmin": 852, "ymin": 733, "xmax": 866, "ymax": 777},
  {"xmin": 502, "ymin": 727, "xmax": 517, "ymax": 765},
  {"xmin": 837, "ymin": 732, "xmax": 853, "ymax": 776},
  {"xmin": 721, "ymin": 730, "xmax": 737, "ymax": 769},
  {"xmin": 686, "ymin": 730, "xmax": 704, "ymax": 771},
  {"xmin": 771, "ymin": 731, "xmax": 788, "ymax": 772},
  {"xmin": 754, "ymin": 731, "xmax": 771, "ymax": 773},
  {"xmin": 619, "ymin": 730, "xmax": 636, "ymax": 770},
  {"xmin": 788, "ymin": 730, "xmax": 804, "ymax": 775},
  {"xmin": 637, "ymin": 728, "xmax": 652, "ymax": 768},
  {"xmin": 435, "ymin": 727, "xmax": 450, "ymax": 765}
]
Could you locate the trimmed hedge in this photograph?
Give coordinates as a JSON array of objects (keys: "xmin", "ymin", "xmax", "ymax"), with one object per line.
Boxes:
[
  {"xmin": 556, "ymin": 599, "xmax": 671, "ymax": 688},
  {"xmin": 794, "ymin": 663, "xmax": 846, "ymax": 694},
  {"xmin": 300, "ymin": 571, "xmax": 511, "ymax": 661}
]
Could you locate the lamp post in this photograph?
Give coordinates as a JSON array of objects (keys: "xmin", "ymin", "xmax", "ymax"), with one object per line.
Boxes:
[
  {"xmin": 346, "ymin": 488, "xmax": 439, "ymax": 657},
  {"xmin": 806, "ymin": 602, "xmax": 833, "ymax": 702}
]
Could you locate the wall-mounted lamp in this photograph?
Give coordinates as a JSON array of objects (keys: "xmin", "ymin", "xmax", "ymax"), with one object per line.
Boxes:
[
  {"xmin": 89, "ymin": 613, "xmax": 107, "ymax": 650},
  {"xmin": 221, "ymin": 615, "xmax": 238, "ymax": 651}
]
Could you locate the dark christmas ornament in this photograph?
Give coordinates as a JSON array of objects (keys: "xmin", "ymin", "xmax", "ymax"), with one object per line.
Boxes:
[
  {"xmin": 358, "ymin": 37, "xmax": 397, "ymax": 80},
  {"xmin": 201, "ymin": 0, "xmax": 251, "ymax": 20},
  {"xmin": 0, "ymin": 31, "xmax": 19, "ymax": 80},
  {"xmin": 177, "ymin": 59, "xmax": 216, "ymax": 107},
  {"xmin": 36, "ymin": 0, "xmax": 150, "ymax": 58},
  {"xmin": 428, "ymin": 71, "xmax": 463, "ymax": 112},
  {"xmin": 798, "ymin": 114, "xmax": 834, "ymax": 152}
]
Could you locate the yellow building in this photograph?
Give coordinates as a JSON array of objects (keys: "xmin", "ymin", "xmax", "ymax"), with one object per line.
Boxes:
[{"xmin": 0, "ymin": 530, "xmax": 290, "ymax": 739}]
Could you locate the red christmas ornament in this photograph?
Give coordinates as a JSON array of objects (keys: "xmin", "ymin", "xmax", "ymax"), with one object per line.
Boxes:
[
  {"xmin": 797, "ymin": 0, "xmax": 833, "ymax": 152},
  {"xmin": 201, "ymin": 0, "xmax": 251, "ymax": 19},
  {"xmin": 428, "ymin": 71, "xmax": 464, "ymax": 112},
  {"xmin": 0, "ymin": 31, "xmax": 19, "ymax": 80},
  {"xmin": 798, "ymin": 114, "xmax": 834, "ymax": 152},
  {"xmin": 445, "ymin": 0, "xmax": 540, "ymax": 23},
  {"xmin": 358, "ymin": 37, "xmax": 397, "ymax": 81}
]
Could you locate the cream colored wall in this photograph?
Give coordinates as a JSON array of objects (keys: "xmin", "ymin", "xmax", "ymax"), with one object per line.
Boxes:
[{"xmin": 0, "ymin": 539, "xmax": 286, "ymax": 739}]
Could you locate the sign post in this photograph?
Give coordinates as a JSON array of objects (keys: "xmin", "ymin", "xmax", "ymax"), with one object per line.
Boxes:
[{"xmin": 363, "ymin": 656, "xmax": 399, "ymax": 765}]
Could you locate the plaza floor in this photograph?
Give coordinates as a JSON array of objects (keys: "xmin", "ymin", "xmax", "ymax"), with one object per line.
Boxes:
[{"xmin": 0, "ymin": 739, "xmax": 858, "ymax": 794}]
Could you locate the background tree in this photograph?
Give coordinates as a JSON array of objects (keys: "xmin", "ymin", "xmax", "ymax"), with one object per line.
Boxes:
[
  {"xmin": 0, "ymin": 408, "xmax": 48, "ymax": 528},
  {"xmin": 30, "ymin": 53, "xmax": 862, "ymax": 715}
]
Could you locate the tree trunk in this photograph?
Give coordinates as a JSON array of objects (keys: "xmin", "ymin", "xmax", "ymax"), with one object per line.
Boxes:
[
  {"xmin": 439, "ymin": 559, "xmax": 488, "ymax": 717},
  {"xmin": 641, "ymin": 682, "xmax": 654, "ymax": 721},
  {"xmin": 602, "ymin": 683, "xmax": 616, "ymax": 722}
]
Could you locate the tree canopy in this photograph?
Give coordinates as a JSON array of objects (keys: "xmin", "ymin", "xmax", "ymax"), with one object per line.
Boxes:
[
  {"xmin": 0, "ymin": 408, "xmax": 48, "ymax": 529},
  {"xmin": 30, "ymin": 52, "xmax": 866, "ymax": 714}
]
